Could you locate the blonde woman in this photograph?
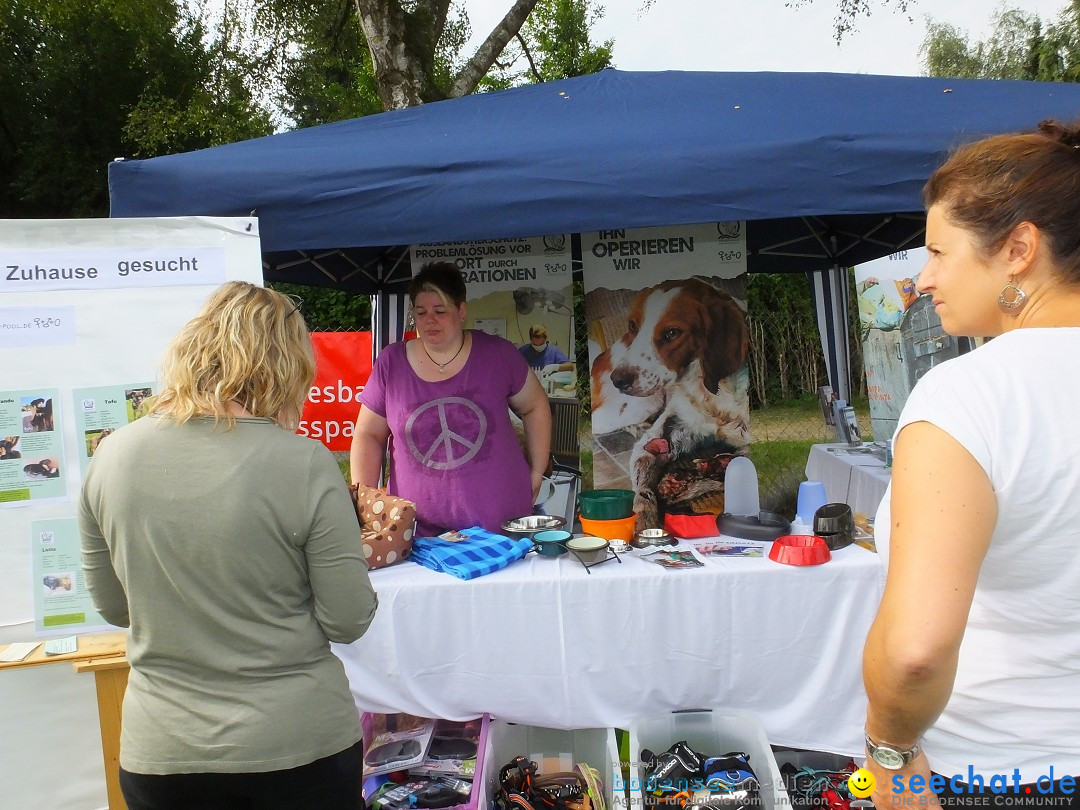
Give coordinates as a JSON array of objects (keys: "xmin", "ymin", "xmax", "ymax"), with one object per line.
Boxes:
[{"xmin": 80, "ymin": 282, "xmax": 377, "ymax": 810}]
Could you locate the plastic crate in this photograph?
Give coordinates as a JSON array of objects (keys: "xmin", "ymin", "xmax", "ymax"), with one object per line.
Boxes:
[
  {"xmin": 362, "ymin": 712, "xmax": 491, "ymax": 810},
  {"xmin": 626, "ymin": 710, "xmax": 788, "ymax": 810},
  {"xmin": 481, "ymin": 720, "xmax": 620, "ymax": 810},
  {"xmin": 772, "ymin": 747, "xmax": 856, "ymax": 773}
]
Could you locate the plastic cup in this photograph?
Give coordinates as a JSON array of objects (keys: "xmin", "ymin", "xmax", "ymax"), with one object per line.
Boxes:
[{"xmin": 796, "ymin": 481, "xmax": 828, "ymax": 524}]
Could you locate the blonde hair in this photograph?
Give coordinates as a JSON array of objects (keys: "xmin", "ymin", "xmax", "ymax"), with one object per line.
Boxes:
[{"xmin": 152, "ymin": 282, "xmax": 315, "ymax": 430}]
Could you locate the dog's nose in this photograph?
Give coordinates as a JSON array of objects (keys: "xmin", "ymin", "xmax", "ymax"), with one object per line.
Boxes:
[{"xmin": 610, "ymin": 368, "xmax": 636, "ymax": 392}]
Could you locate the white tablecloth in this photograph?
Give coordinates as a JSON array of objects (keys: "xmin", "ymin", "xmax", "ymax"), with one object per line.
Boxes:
[
  {"xmin": 805, "ymin": 443, "xmax": 892, "ymax": 519},
  {"xmin": 333, "ymin": 538, "xmax": 884, "ymax": 756}
]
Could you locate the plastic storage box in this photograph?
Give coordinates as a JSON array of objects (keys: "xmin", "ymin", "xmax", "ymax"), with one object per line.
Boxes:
[
  {"xmin": 480, "ymin": 720, "xmax": 620, "ymax": 810},
  {"xmin": 626, "ymin": 710, "xmax": 788, "ymax": 810},
  {"xmin": 362, "ymin": 712, "xmax": 491, "ymax": 810}
]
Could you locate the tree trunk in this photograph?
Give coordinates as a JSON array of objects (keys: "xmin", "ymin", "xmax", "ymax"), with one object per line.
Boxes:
[
  {"xmin": 353, "ymin": 0, "xmax": 540, "ymax": 109},
  {"xmin": 748, "ymin": 316, "xmax": 768, "ymax": 408},
  {"xmin": 354, "ymin": 0, "xmax": 430, "ymax": 109},
  {"xmin": 450, "ymin": 0, "xmax": 540, "ymax": 97}
]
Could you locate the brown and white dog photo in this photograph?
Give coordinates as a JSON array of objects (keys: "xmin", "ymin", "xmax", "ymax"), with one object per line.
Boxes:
[{"xmin": 590, "ymin": 277, "xmax": 750, "ymax": 529}]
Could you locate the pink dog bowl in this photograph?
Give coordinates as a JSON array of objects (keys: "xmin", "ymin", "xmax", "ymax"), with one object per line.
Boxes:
[{"xmin": 769, "ymin": 535, "xmax": 831, "ymax": 566}]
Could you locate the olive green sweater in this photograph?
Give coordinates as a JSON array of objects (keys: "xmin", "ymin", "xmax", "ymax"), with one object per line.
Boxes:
[{"xmin": 79, "ymin": 415, "xmax": 377, "ymax": 774}]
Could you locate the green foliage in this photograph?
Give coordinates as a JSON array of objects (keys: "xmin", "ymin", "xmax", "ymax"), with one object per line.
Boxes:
[
  {"xmin": 0, "ymin": 0, "xmax": 271, "ymax": 219},
  {"xmin": 266, "ymin": 0, "xmax": 385, "ymax": 124},
  {"xmin": 484, "ymin": 0, "xmax": 613, "ymax": 87},
  {"xmin": 269, "ymin": 281, "xmax": 372, "ymax": 331},
  {"xmin": 922, "ymin": 2, "xmax": 1080, "ymax": 82},
  {"xmin": 746, "ymin": 273, "xmax": 825, "ymax": 408}
]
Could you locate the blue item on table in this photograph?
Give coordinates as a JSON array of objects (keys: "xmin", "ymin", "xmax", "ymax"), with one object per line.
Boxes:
[{"xmin": 411, "ymin": 527, "xmax": 532, "ymax": 580}]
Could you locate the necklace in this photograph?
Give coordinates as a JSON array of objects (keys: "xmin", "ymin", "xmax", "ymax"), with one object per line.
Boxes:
[{"xmin": 422, "ymin": 334, "xmax": 466, "ymax": 373}]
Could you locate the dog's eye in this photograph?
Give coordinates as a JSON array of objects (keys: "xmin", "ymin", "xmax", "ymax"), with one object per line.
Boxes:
[
  {"xmin": 661, "ymin": 328, "xmax": 682, "ymax": 342},
  {"xmin": 628, "ymin": 320, "xmax": 638, "ymax": 334}
]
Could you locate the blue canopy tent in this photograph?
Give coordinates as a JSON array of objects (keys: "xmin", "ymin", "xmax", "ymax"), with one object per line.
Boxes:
[{"xmin": 108, "ymin": 69, "xmax": 1080, "ymax": 398}]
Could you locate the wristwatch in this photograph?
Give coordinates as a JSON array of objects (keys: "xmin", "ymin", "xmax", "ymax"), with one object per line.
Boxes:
[{"xmin": 865, "ymin": 732, "xmax": 921, "ymax": 770}]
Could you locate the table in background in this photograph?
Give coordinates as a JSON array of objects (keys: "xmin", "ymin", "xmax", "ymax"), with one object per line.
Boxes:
[
  {"xmin": 0, "ymin": 632, "xmax": 128, "ymax": 810},
  {"xmin": 333, "ymin": 540, "xmax": 884, "ymax": 757},
  {"xmin": 805, "ymin": 443, "xmax": 892, "ymax": 519}
]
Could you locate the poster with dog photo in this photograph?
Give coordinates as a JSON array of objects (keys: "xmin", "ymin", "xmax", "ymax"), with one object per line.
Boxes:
[
  {"xmin": 0, "ymin": 387, "xmax": 67, "ymax": 505},
  {"xmin": 581, "ymin": 222, "xmax": 749, "ymax": 531},
  {"xmin": 71, "ymin": 382, "xmax": 155, "ymax": 476},
  {"xmin": 410, "ymin": 236, "xmax": 576, "ymax": 399},
  {"xmin": 31, "ymin": 517, "xmax": 111, "ymax": 635}
]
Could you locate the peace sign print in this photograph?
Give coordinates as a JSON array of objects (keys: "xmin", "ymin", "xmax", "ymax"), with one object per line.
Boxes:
[{"xmin": 404, "ymin": 396, "xmax": 488, "ymax": 471}]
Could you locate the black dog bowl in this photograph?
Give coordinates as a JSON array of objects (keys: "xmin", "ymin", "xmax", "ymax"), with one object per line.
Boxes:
[
  {"xmin": 814, "ymin": 503, "xmax": 855, "ymax": 551},
  {"xmin": 717, "ymin": 511, "xmax": 792, "ymax": 542}
]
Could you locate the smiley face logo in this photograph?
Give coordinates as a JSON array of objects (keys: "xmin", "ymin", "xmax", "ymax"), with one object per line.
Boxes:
[{"xmin": 848, "ymin": 768, "xmax": 876, "ymax": 799}]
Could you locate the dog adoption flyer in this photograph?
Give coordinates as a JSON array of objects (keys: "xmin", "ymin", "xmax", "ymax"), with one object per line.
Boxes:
[
  {"xmin": 31, "ymin": 517, "xmax": 112, "ymax": 635},
  {"xmin": 71, "ymin": 382, "xmax": 155, "ymax": 476},
  {"xmin": 0, "ymin": 387, "xmax": 67, "ymax": 506}
]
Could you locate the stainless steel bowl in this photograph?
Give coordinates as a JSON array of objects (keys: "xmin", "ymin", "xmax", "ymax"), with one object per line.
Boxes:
[
  {"xmin": 501, "ymin": 515, "xmax": 567, "ymax": 539},
  {"xmin": 631, "ymin": 527, "xmax": 676, "ymax": 549}
]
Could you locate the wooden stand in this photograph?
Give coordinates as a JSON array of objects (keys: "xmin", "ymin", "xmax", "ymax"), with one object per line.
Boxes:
[{"xmin": 0, "ymin": 633, "xmax": 129, "ymax": 809}]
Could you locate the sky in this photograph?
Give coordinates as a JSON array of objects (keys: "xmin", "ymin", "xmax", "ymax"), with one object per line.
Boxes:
[{"xmin": 464, "ymin": 0, "xmax": 1064, "ymax": 76}]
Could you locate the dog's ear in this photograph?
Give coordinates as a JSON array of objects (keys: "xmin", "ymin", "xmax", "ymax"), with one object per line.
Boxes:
[{"xmin": 701, "ymin": 290, "xmax": 749, "ymax": 392}]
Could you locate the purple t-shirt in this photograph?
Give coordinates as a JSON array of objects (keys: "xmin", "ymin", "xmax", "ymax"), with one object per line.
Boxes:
[{"xmin": 359, "ymin": 330, "xmax": 534, "ymax": 537}]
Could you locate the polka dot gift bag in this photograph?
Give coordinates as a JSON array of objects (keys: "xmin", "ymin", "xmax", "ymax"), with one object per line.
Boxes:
[{"xmin": 348, "ymin": 485, "xmax": 417, "ymax": 570}]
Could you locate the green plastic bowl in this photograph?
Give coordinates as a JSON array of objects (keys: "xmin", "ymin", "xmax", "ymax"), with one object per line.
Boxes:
[{"xmin": 578, "ymin": 489, "xmax": 635, "ymax": 520}]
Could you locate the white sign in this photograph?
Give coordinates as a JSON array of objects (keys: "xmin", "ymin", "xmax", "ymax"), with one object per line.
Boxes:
[
  {"xmin": 0, "ymin": 307, "xmax": 76, "ymax": 348},
  {"xmin": 411, "ymin": 235, "xmax": 570, "ymax": 296},
  {"xmin": 1, "ymin": 246, "xmax": 226, "ymax": 292},
  {"xmin": 581, "ymin": 221, "xmax": 746, "ymax": 290}
]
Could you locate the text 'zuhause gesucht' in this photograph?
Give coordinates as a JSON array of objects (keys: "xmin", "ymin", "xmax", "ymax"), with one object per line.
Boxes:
[{"xmin": 6, "ymin": 255, "xmax": 202, "ymax": 282}]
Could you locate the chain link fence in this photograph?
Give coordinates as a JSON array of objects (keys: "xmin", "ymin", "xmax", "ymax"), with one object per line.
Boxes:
[{"xmin": 741, "ymin": 272, "xmax": 868, "ymax": 517}]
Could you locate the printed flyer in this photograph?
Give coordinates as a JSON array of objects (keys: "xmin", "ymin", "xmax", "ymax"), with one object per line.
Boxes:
[
  {"xmin": 71, "ymin": 382, "xmax": 155, "ymax": 476},
  {"xmin": 0, "ymin": 387, "xmax": 67, "ymax": 505},
  {"xmin": 31, "ymin": 517, "xmax": 111, "ymax": 635}
]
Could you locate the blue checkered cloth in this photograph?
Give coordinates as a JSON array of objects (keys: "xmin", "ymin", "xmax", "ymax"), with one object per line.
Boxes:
[{"xmin": 411, "ymin": 527, "xmax": 532, "ymax": 580}]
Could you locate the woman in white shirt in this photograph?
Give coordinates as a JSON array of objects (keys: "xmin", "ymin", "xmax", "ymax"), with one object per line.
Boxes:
[{"xmin": 863, "ymin": 120, "xmax": 1080, "ymax": 808}]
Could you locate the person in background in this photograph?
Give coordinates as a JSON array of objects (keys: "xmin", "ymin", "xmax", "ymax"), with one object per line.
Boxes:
[
  {"xmin": 350, "ymin": 262, "xmax": 551, "ymax": 537},
  {"xmin": 518, "ymin": 323, "xmax": 574, "ymax": 373},
  {"xmin": 80, "ymin": 281, "xmax": 377, "ymax": 810},
  {"xmin": 863, "ymin": 120, "xmax": 1080, "ymax": 808}
]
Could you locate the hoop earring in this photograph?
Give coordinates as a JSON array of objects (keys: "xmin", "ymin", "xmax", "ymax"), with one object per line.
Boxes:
[{"xmin": 998, "ymin": 281, "xmax": 1027, "ymax": 313}]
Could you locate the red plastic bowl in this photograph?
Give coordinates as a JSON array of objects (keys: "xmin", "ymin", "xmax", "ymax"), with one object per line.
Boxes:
[{"xmin": 769, "ymin": 534, "xmax": 831, "ymax": 566}]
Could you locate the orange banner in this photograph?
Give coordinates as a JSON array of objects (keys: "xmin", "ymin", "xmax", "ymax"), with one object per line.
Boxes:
[{"xmin": 297, "ymin": 332, "xmax": 372, "ymax": 451}]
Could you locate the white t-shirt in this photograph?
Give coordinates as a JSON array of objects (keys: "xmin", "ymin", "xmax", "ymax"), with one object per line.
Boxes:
[{"xmin": 875, "ymin": 328, "xmax": 1080, "ymax": 782}]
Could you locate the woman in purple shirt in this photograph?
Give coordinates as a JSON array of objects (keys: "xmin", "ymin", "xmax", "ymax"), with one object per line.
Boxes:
[{"xmin": 349, "ymin": 262, "xmax": 552, "ymax": 537}]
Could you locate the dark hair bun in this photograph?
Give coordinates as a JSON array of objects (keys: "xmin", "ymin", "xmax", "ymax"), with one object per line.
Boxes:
[{"xmin": 1038, "ymin": 118, "xmax": 1080, "ymax": 148}]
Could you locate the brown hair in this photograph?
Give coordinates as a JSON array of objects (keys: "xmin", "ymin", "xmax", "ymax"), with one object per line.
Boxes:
[
  {"xmin": 153, "ymin": 281, "xmax": 315, "ymax": 430},
  {"xmin": 408, "ymin": 262, "xmax": 467, "ymax": 307},
  {"xmin": 923, "ymin": 119, "xmax": 1080, "ymax": 283}
]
